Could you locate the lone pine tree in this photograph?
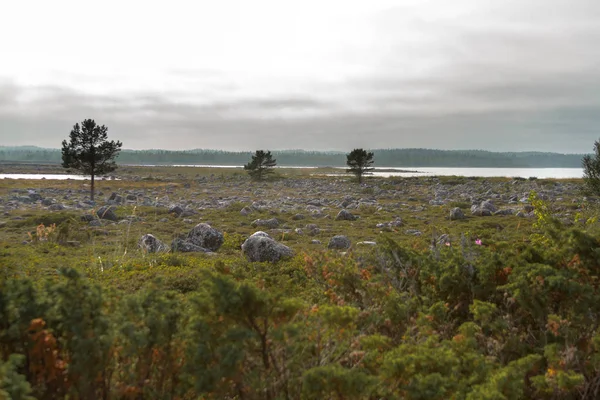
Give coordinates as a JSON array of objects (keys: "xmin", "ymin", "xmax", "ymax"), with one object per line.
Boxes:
[
  {"xmin": 346, "ymin": 148, "xmax": 375, "ymax": 183},
  {"xmin": 61, "ymin": 119, "xmax": 122, "ymax": 201},
  {"xmin": 244, "ymin": 150, "xmax": 277, "ymax": 181}
]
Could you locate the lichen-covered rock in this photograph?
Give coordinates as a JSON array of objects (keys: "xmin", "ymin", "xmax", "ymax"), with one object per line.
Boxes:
[
  {"xmin": 480, "ymin": 200, "xmax": 498, "ymax": 213},
  {"xmin": 450, "ymin": 207, "xmax": 465, "ymax": 220},
  {"xmin": 251, "ymin": 218, "xmax": 280, "ymax": 229},
  {"xmin": 335, "ymin": 209, "xmax": 356, "ymax": 221},
  {"xmin": 96, "ymin": 206, "xmax": 118, "ymax": 221},
  {"xmin": 494, "ymin": 208, "xmax": 514, "ymax": 216},
  {"xmin": 186, "ymin": 223, "xmax": 224, "ymax": 251},
  {"xmin": 241, "ymin": 232, "xmax": 294, "ymax": 262},
  {"xmin": 171, "ymin": 237, "xmax": 210, "ymax": 253},
  {"xmin": 169, "ymin": 204, "xmax": 184, "ymax": 216},
  {"xmin": 240, "ymin": 206, "xmax": 253, "ymax": 216},
  {"xmin": 305, "ymin": 224, "xmax": 320, "ymax": 236},
  {"xmin": 139, "ymin": 234, "xmax": 168, "ymax": 253},
  {"xmin": 327, "ymin": 235, "xmax": 351, "ymax": 250}
]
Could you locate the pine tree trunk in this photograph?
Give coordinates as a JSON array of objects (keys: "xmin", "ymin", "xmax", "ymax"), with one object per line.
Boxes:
[{"xmin": 91, "ymin": 172, "xmax": 95, "ymax": 202}]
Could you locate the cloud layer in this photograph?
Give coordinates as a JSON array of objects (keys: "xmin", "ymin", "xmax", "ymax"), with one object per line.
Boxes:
[{"xmin": 1, "ymin": 0, "xmax": 599, "ymax": 152}]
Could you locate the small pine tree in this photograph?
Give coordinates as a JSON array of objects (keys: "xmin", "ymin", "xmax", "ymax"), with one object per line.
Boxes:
[
  {"xmin": 244, "ymin": 150, "xmax": 277, "ymax": 181},
  {"xmin": 582, "ymin": 140, "xmax": 600, "ymax": 195},
  {"xmin": 346, "ymin": 148, "xmax": 374, "ymax": 183},
  {"xmin": 61, "ymin": 119, "xmax": 122, "ymax": 201}
]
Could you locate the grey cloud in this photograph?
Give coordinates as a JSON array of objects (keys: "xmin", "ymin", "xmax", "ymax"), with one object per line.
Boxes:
[
  {"xmin": 2, "ymin": 0, "xmax": 600, "ymax": 152},
  {"xmin": 0, "ymin": 80, "xmax": 598, "ymax": 153}
]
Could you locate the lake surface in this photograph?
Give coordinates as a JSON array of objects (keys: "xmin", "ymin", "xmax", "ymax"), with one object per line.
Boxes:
[
  {"xmin": 363, "ymin": 167, "xmax": 584, "ymax": 179},
  {"xmin": 0, "ymin": 167, "xmax": 584, "ymax": 180},
  {"xmin": 0, "ymin": 174, "xmax": 114, "ymax": 180}
]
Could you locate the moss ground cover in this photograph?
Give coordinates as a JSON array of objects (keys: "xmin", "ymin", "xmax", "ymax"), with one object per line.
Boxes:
[{"xmin": 1, "ymin": 165, "xmax": 600, "ymax": 399}]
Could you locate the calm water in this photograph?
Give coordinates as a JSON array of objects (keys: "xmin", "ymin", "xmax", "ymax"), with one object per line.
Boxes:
[
  {"xmin": 0, "ymin": 167, "xmax": 584, "ymax": 180},
  {"xmin": 366, "ymin": 167, "xmax": 584, "ymax": 179},
  {"xmin": 0, "ymin": 174, "xmax": 114, "ymax": 180}
]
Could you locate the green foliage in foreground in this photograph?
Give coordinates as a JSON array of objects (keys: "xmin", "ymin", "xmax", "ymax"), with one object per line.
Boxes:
[{"xmin": 3, "ymin": 217, "xmax": 600, "ymax": 399}]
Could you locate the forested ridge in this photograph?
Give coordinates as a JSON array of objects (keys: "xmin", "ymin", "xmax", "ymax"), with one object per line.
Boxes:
[{"xmin": 0, "ymin": 146, "xmax": 586, "ymax": 167}]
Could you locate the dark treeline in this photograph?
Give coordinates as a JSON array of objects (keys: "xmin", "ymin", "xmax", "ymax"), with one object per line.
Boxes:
[{"xmin": 0, "ymin": 146, "xmax": 586, "ymax": 168}]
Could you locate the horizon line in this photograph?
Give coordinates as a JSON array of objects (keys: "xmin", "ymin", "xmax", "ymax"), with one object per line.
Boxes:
[{"xmin": 0, "ymin": 145, "xmax": 588, "ymax": 156}]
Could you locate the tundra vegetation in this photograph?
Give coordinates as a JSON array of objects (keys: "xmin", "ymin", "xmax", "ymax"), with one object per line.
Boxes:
[{"xmin": 1, "ymin": 164, "xmax": 600, "ymax": 399}]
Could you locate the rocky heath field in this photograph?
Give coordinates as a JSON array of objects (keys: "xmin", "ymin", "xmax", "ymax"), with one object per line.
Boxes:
[{"xmin": 1, "ymin": 165, "xmax": 600, "ymax": 399}]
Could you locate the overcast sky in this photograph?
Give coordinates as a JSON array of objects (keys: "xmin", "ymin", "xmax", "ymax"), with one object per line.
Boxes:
[{"xmin": 1, "ymin": 0, "xmax": 599, "ymax": 152}]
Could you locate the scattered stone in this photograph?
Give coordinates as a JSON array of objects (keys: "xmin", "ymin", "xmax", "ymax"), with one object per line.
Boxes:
[
  {"xmin": 310, "ymin": 239, "xmax": 321, "ymax": 245},
  {"xmin": 305, "ymin": 224, "xmax": 320, "ymax": 236},
  {"xmin": 171, "ymin": 237, "xmax": 210, "ymax": 253},
  {"xmin": 139, "ymin": 234, "xmax": 168, "ymax": 253},
  {"xmin": 186, "ymin": 223, "xmax": 224, "ymax": 252},
  {"xmin": 241, "ymin": 231, "xmax": 294, "ymax": 262},
  {"xmin": 49, "ymin": 204, "xmax": 66, "ymax": 211},
  {"xmin": 356, "ymin": 241, "xmax": 377, "ymax": 246},
  {"xmin": 96, "ymin": 206, "xmax": 118, "ymax": 221},
  {"xmin": 251, "ymin": 218, "xmax": 280, "ymax": 229},
  {"xmin": 480, "ymin": 200, "xmax": 498, "ymax": 213},
  {"xmin": 41, "ymin": 199, "xmax": 54, "ymax": 206},
  {"xmin": 81, "ymin": 214, "xmax": 95, "ymax": 222},
  {"xmin": 335, "ymin": 209, "xmax": 357, "ymax": 221},
  {"xmin": 494, "ymin": 209, "xmax": 514, "ymax": 216},
  {"xmin": 240, "ymin": 206, "xmax": 253, "ymax": 216},
  {"xmin": 108, "ymin": 193, "xmax": 124, "ymax": 204},
  {"xmin": 169, "ymin": 205, "xmax": 184, "ymax": 216},
  {"xmin": 28, "ymin": 192, "xmax": 43, "ymax": 201},
  {"xmin": 471, "ymin": 208, "xmax": 492, "ymax": 217},
  {"xmin": 450, "ymin": 207, "xmax": 466, "ymax": 220},
  {"xmin": 292, "ymin": 213, "xmax": 305, "ymax": 220},
  {"xmin": 328, "ymin": 235, "xmax": 351, "ymax": 250},
  {"xmin": 405, "ymin": 229, "xmax": 422, "ymax": 236}
]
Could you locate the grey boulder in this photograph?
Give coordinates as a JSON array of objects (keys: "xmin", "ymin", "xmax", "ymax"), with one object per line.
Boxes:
[
  {"xmin": 186, "ymin": 223, "xmax": 224, "ymax": 251},
  {"xmin": 241, "ymin": 231, "xmax": 294, "ymax": 262},
  {"xmin": 171, "ymin": 237, "xmax": 210, "ymax": 253},
  {"xmin": 450, "ymin": 207, "xmax": 466, "ymax": 220},
  {"xmin": 96, "ymin": 206, "xmax": 118, "ymax": 221},
  {"xmin": 328, "ymin": 235, "xmax": 351, "ymax": 250},
  {"xmin": 139, "ymin": 234, "xmax": 168, "ymax": 253},
  {"xmin": 251, "ymin": 218, "xmax": 280, "ymax": 229},
  {"xmin": 335, "ymin": 209, "xmax": 357, "ymax": 221}
]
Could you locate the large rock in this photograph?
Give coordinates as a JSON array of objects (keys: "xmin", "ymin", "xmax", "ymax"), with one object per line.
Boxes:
[
  {"xmin": 186, "ymin": 223, "xmax": 224, "ymax": 251},
  {"xmin": 139, "ymin": 234, "xmax": 168, "ymax": 253},
  {"xmin": 241, "ymin": 232, "xmax": 294, "ymax": 262},
  {"xmin": 108, "ymin": 192, "xmax": 124, "ymax": 204},
  {"xmin": 251, "ymin": 218, "xmax": 280, "ymax": 229},
  {"xmin": 169, "ymin": 204, "xmax": 184, "ymax": 216},
  {"xmin": 335, "ymin": 209, "xmax": 357, "ymax": 221},
  {"xmin": 449, "ymin": 207, "xmax": 465, "ymax": 220},
  {"xmin": 96, "ymin": 206, "xmax": 118, "ymax": 221},
  {"xmin": 171, "ymin": 237, "xmax": 210, "ymax": 253},
  {"xmin": 480, "ymin": 200, "xmax": 498, "ymax": 213},
  {"xmin": 328, "ymin": 235, "xmax": 351, "ymax": 250},
  {"xmin": 240, "ymin": 206, "xmax": 253, "ymax": 216},
  {"xmin": 305, "ymin": 224, "xmax": 320, "ymax": 236}
]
